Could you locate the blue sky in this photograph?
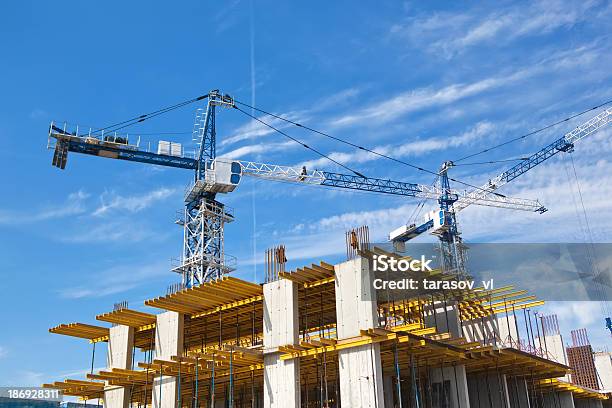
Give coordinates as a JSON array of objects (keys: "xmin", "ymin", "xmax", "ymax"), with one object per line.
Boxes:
[{"xmin": 0, "ymin": 0, "xmax": 611, "ymax": 386}]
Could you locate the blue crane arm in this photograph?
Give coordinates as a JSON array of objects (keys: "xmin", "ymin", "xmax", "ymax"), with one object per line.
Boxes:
[
  {"xmin": 320, "ymin": 171, "xmax": 438, "ymax": 198},
  {"xmin": 66, "ymin": 138, "xmax": 197, "ymax": 169},
  {"xmin": 454, "ymin": 107, "xmax": 612, "ymax": 213},
  {"xmin": 49, "ymin": 126, "xmax": 197, "ymax": 170}
]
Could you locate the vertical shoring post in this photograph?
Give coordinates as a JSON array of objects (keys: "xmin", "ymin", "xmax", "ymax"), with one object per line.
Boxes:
[
  {"xmin": 318, "ymin": 354, "xmax": 323, "ymax": 408},
  {"xmin": 251, "ymin": 370, "xmax": 255, "ymax": 408},
  {"xmin": 158, "ymin": 362, "xmax": 163, "ymax": 408},
  {"xmin": 424, "ymin": 359, "xmax": 431, "ymax": 408},
  {"xmin": 395, "ymin": 343, "xmax": 403, "ymax": 408},
  {"xmin": 252, "ymin": 301, "xmax": 256, "ymax": 346},
  {"xmin": 194, "ymin": 357, "xmax": 198, "ymax": 408},
  {"xmin": 211, "ymin": 354, "xmax": 215, "ymax": 408},
  {"xmin": 523, "ymin": 309, "xmax": 530, "ymax": 351},
  {"xmin": 90, "ymin": 342, "xmax": 96, "ymax": 376},
  {"xmin": 416, "ymin": 358, "xmax": 425, "ymax": 408},
  {"xmin": 495, "ymin": 361, "xmax": 507, "ymax": 408},
  {"xmin": 236, "ymin": 314, "xmax": 240, "ymax": 345},
  {"xmin": 323, "ymin": 349, "xmax": 329, "ymax": 408},
  {"xmin": 539, "ymin": 315, "xmax": 549, "ymax": 358},
  {"xmin": 439, "ymin": 359, "xmax": 447, "ymax": 408},
  {"xmin": 178, "ymin": 358, "xmax": 182, "ymax": 408},
  {"xmin": 534, "ymin": 312, "xmax": 542, "ymax": 356},
  {"xmin": 503, "ymin": 298, "xmax": 510, "ymax": 345},
  {"xmin": 484, "ymin": 368, "xmax": 493, "ymax": 408},
  {"xmin": 219, "ymin": 310, "xmax": 223, "ymax": 348},
  {"xmin": 229, "ymin": 348, "xmax": 234, "ymax": 408},
  {"xmin": 452, "ymin": 363, "xmax": 461, "ymax": 408},
  {"xmin": 512, "ymin": 305, "xmax": 520, "ymax": 348}
]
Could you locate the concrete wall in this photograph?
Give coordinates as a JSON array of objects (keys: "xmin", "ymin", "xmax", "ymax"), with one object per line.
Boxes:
[
  {"xmin": 574, "ymin": 399, "xmax": 604, "ymax": 408},
  {"xmin": 263, "ymin": 279, "xmax": 300, "ymax": 408},
  {"xmin": 335, "ymin": 257, "xmax": 385, "ymax": 407},
  {"xmin": 594, "ymin": 351, "xmax": 612, "ymax": 392},
  {"xmin": 507, "ymin": 377, "xmax": 531, "ymax": 408},
  {"xmin": 104, "ymin": 325, "xmax": 134, "ymax": 408},
  {"xmin": 152, "ymin": 311, "xmax": 184, "ymax": 408},
  {"xmin": 429, "ymin": 365, "xmax": 471, "ymax": 408},
  {"xmin": 424, "ymin": 301, "xmax": 462, "ymax": 338},
  {"xmin": 462, "ymin": 314, "xmax": 519, "ymax": 348},
  {"xmin": 541, "ymin": 391, "xmax": 575, "ymax": 408},
  {"xmin": 467, "ymin": 372, "xmax": 511, "ymax": 408}
]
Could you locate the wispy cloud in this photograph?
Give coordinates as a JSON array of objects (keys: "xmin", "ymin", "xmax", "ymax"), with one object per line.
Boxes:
[
  {"xmin": 59, "ymin": 260, "xmax": 170, "ymax": 299},
  {"xmin": 391, "ymin": 0, "xmax": 604, "ymax": 57},
  {"xmin": 220, "ymin": 141, "xmax": 296, "ymax": 160},
  {"xmin": 0, "ymin": 345, "xmax": 7, "ymax": 359},
  {"xmin": 62, "ymin": 220, "xmax": 166, "ymax": 244},
  {"xmin": 0, "ymin": 190, "xmax": 89, "ymax": 225},
  {"xmin": 223, "ymin": 88, "xmax": 362, "ymax": 147},
  {"xmin": 300, "ymin": 121, "xmax": 493, "ymax": 169},
  {"xmin": 93, "ymin": 187, "xmax": 177, "ymax": 216}
]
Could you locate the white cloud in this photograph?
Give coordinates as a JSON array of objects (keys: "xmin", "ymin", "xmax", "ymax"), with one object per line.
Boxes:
[
  {"xmin": 300, "ymin": 121, "xmax": 493, "ymax": 169},
  {"xmin": 62, "ymin": 220, "xmax": 165, "ymax": 244},
  {"xmin": 93, "ymin": 187, "xmax": 176, "ymax": 216},
  {"xmin": 0, "ymin": 190, "xmax": 89, "ymax": 225},
  {"xmin": 0, "ymin": 345, "xmax": 7, "ymax": 359},
  {"xmin": 223, "ymin": 88, "xmax": 362, "ymax": 147},
  {"xmin": 392, "ymin": 0, "xmax": 603, "ymax": 57},
  {"xmin": 59, "ymin": 260, "xmax": 170, "ymax": 299},
  {"xmin": 220, "ymin": 141, "xmax": 296, "ymax": 160}
]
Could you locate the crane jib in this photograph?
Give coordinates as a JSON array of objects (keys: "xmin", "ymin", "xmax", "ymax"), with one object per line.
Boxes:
[{"xmin": 320, "ymin": 171, "xmax": 423, "ymax": 197}]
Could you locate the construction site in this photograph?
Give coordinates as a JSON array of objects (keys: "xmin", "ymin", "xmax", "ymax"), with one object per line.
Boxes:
[{"xmin": 36, "ymin": 90, "xmax": 612, "ymax": 408}]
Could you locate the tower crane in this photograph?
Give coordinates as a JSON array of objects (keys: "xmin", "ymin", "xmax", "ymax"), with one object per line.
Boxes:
[
  {"xmin": 389, "ymin": 107, "xmax": 612, "ymax": 334},
  {"xmin": 47, "ymin": 90, "xmax": 545, "ymax": 287},
  {"xmin": 390, "ymin": 107, "xmax": 612, "ymax": 269}
]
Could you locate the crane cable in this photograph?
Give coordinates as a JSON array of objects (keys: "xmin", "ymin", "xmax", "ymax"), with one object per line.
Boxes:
[
  {"xmin": 564, "ymin": 154, "xmax": 611, "ymax": 318},
  {"xmin": 453, "ymin": 99, "xmax": 612, "ymax": 163},
  {"xmin": 92, "ymin": 93, "xmax": 210, "ymax": 134},
  {"xmin": 234, "ymin": 106, "xmax": 367, "ymax": 178},
  {"xmin": 233, "ymin": 99, "xmax": 516, "ymax": 197}
]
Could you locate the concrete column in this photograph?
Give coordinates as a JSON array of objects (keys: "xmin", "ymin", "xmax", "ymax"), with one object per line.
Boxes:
[
  {"xmin": 335, "ymin": 257, "xmax": 385, "ymax": 407},
  {"xmin": 467, "ymin": 372, "xmax": 511, "ymax": 408},
  {"xmin": 152, "ymin": 311, "xmax": 184, "ymax": 408},
  {"xmin": 104, "ymin": 324, "xmax": 134, "ymax": 408},
  {"xmin": 263, "ymin": 278, "xmax": 300, "ymax": 408}
]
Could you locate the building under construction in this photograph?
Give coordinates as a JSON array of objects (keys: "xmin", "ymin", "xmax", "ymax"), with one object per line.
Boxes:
[{"xmin": 43, "ymin": 234, "xmax": 611, "ymax": 408}]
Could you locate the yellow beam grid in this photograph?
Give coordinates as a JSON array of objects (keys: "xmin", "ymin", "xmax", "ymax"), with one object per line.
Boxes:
[
  {"xmin": 145, "ymin": 276, "xmax": 263, "ymax": 316},
  {"xmin": 278, "ymin": 260, "xmax": 335, "ymax": 285},
  {"xmin": 49, "ymin": 309, "xmax": 157, "ymax": 349},
  {"xmin": 279, "ymin": 326, "xmax": 569, "ymax": 381},
  {"xmin": 49, "ymin": 323, "xmax": 108, "ymax": 341},
  {"xmin": 534, "ymin": 378, "xmax": 610, "ymax": 400},
  {"xmin": 42, "ymin": 379, "xmax": 105, "ymax": 400}
]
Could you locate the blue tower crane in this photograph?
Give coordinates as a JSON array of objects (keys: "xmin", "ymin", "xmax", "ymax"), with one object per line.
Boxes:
[{"xmin": 49, "ymin": 90, "xmax": 546, "ymax": 287}]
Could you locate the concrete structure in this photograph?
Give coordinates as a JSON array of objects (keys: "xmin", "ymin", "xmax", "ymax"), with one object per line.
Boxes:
[
  {"xmin": 568, "ymin": 345, "xmax": 600, "ymax": 390},
  {"xmin": 44, "ymin": 252, "xmax": 610, "ymax": 408},
  {"xmin": 152, "ymin": 311, "xmax": 183, "ymax": 408},
  {"xmin": 334, "ymin": 257, "xmax": 385, "ymax": 407},
  {"xmin": 263, "ymin": 278, "xmax": 300, "ymax": 408},
  {"xmin": 594, "ymin": 351, "xmax": 612, "ymax": 392},
  {"xmin": 104, "ymin": 325, "xmax": 134, "ymax": 408}
]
